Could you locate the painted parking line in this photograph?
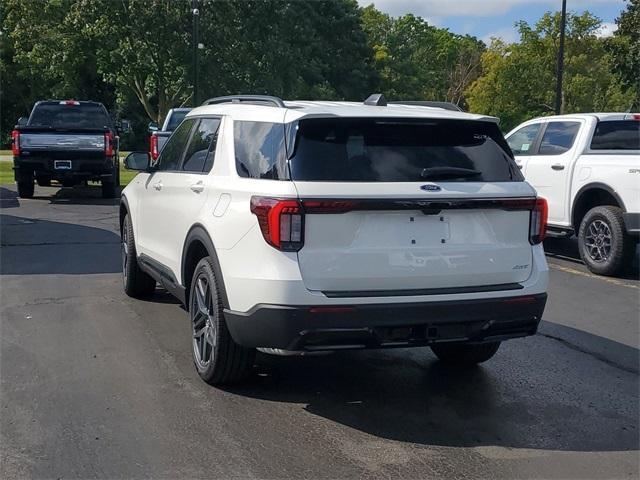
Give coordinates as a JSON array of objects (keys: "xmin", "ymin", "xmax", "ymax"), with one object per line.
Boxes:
[{"xmin": 548, "ymin": 261, "xmax": 639, "ymax": 290}]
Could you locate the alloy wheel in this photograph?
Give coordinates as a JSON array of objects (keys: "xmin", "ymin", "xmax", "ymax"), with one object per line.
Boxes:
[
  {"xmin": 584, "ymin": 219, "xmax": 612, "ymax": 263},
  {"xmin": 191, "ymin": 274, "xmax": 217, "ymax": 369}
]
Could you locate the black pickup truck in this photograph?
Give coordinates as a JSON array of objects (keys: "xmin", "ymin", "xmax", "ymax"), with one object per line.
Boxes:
[{"xmin": 11, "ymin": 100, "xmax": 126, "ymax": 198}]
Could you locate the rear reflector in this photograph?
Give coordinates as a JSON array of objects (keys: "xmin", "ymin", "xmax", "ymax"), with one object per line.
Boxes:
[
  {"xmin": 150, "ymin": 134, "xmax": 159, "ymax": 161},
  {"xmin": 502, "ymin": 296, "xmax": 537, "ymax": 304},
  {"xmin": 250, "ymin": 197, "xmax": 304, "ymax": 251},
  {"xmin": 529, "ymin": 197, "xmax": 548, "ymax": 245},
  {"xmin": 11, "ymin": 130, "xmax": 20, "ymax": 156}
]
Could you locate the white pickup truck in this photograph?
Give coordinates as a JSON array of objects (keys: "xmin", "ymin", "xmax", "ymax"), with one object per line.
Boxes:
[{"xmin": 506, "ymin": 113, "xmax": 639, "ymax": 276}]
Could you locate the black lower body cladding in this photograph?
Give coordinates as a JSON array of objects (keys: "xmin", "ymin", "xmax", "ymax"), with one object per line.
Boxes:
[{"xmin": 224, "ymin": 294, "xmax": 547, "ymax": 351}]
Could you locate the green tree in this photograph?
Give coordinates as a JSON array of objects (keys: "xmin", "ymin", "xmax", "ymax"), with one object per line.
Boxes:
[
  {"xmin": 466, "ymin": 11, "xmax": 635, "ymax": 130},
  {"xmin": 608, "ymin": 0, "xmax": 640, "ymax": 109},
  {"xmin": 360, "ymin": 5, "xmax": 484, "ymax": 107}
]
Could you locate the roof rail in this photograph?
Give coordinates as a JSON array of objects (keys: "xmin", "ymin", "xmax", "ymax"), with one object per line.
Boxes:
[{"xmin": 202, "ymin": 95, "xmax": 286, "ymax": 108}]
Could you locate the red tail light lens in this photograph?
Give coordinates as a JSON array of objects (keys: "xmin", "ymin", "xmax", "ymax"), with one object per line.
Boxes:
[
  {"xmin": 250, "ymin": 197, "xmax": 304, "ymax": 251},
  {"xmin": 529, "ymin": 197, "xmax": 548, "ymax": 245},
  {"xmin": 11, "ymin": 130, "xmax": 20, "ymax": 156},
  {"xmin": 104, "ymin": 132, "xmax": 114, "ymax": 157},
  {"xmin": 150, "ymin": 134, "xmax": 159, "ymax": 161}
]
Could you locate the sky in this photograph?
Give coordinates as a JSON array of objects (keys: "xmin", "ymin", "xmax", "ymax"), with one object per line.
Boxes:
[{"xmin": 356, "ymin": 0, "xmax": 628, "ymax": 43}]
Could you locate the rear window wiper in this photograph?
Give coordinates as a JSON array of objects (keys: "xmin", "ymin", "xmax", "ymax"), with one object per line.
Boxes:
[{"xmin": 420, "ymin": 166, "xmax": 482, "ymax": 180}]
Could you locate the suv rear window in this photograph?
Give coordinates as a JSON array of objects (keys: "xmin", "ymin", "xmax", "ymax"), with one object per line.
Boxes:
[
  {"xmin": 590, "ymin": 120, "xmax": 640, "ymax": 150},
  {"xmin": 289, "ymin": 118, "xmax": 521, "ymax": 182},
  {"xmin": 28, "ymin": 102, "xmax": 111, "ymax": 129}
]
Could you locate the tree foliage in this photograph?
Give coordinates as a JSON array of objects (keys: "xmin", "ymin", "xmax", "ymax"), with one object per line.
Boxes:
[
  {"xmin": 1, "ymin": 1, "xmax": 637, "ymax": 147},
  {"xmin": 608, "ymin": 0, "xmax": 640, "ymax": 108},
  {"xmin": 360, "ymin": 6, "xmax": 483, "ymax": 107},
  {"xmin": 466, "ymin": 11, "xmax": 637, "ymax": 130}
]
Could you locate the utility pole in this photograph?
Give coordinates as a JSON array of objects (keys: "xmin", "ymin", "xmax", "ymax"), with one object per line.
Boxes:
[
  {"xmin": 555, "ymin": 0, "xmax": 567, "ymax": 115},
  {"xmin": 192, "ymin": 0, "xmax": 201, "ymax": 107}
]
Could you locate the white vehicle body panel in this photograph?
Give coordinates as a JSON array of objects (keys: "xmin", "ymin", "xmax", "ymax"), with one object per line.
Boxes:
[
  {"xmin": 506, "ymin": 114, "xmax": 640, "ymax": 229},
  {"xmin": 123, "ymin": 100, "xmax": 548, "ymax": 314}
]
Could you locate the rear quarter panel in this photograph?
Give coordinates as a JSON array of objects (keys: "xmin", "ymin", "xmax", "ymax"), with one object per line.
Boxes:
[{"xmin": 572, "ymin": 152, "xmax": 640, "ymax": 214}]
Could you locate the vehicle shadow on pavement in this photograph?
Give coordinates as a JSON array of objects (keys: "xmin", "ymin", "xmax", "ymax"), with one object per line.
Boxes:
[
  {"xmin": 37, "ymin": 185, "xmax": 121, "ymax": 206},
  {"xmin": 544, "ymin": 237, "xmax": 640, "ymax": 278},
  {"xmin": 0, "ymin": 186, "xmax": 20, "ymax": 209},
  {"xmin": 226, "ymin": 344, "xmax": 639, "ymax": 452},
  {"xmin": 0, "ymin": 214, "xmax": 121, "ymax": 275}
]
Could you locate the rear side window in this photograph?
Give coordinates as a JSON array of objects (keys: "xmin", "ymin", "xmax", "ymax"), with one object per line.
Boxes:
[
  {"xmin": 538, "ymin": 121, "xmax": 580, "ymax": 155},
  {"xmin": 234, "ymin": 121, "xmax": 287, "ymax": 179},
  {"xmin": 165, "ymin": 110, "xmax": 189, "ymax": 131},
  {"xmin": 590, "ymin": 121, "xmax": 640, "ymax": 150},
  {"xmin": 157, "ymin": 119, "xmax": 194, "ymax": 171},
  {"xmin": 182, "ymin": 118, "xmax": 221, "ymax": 173},
  {"xmin": 507, "ymin": 123, "xmax": 541, "ymax": 155},
  {"xmin": 289, "ymin": 118, "xmax": 521, "ymax": 182},
  {"xmin": 28, "ymin": 102, "xmax": 112, "ymax": 129}
]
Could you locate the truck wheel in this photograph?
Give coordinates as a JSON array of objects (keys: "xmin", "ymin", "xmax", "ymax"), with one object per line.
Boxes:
[
  {"xmin": 430, "ymin": 341, "xmax": 500, "ymax": 366},
  {"xmin": 16, "ymin": 173, "xmax": 34, "ymax": 199},
  {"xmin": 122, "ymin": 214, "xmax": 156, "ymax": 298},
  {"xmin": 578, "ymin": 206, "xmax": 635, "ymax": 276},
  {"xmin": 189, "ymin": 257, "xmax": 255, "ymax": 385},
  {"xmin": 101, "ymin": 179, "xmax": 117, "ymax": 198}
]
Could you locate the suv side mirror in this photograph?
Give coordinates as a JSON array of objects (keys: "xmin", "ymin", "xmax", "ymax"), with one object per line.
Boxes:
[
  {"xmin": 124, "ymin": 151, "xmax": 151, "ymax": 171},
  {"xmin": 119, "ymin": 119, "xmax": 131, "ymax": 134},
  {"xmin": 148, "ymin": 122, "xmax": 159, "ymax": 133},
  {"xmin": 17, "ymin": 117, "xmax": 27, "ymax": 126}
]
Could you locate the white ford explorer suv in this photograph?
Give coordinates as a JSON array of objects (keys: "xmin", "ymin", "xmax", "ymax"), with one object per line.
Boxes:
[
  {"xmin": 120, "ymin": 94, "xmax": 549, "ymax": 385},
  {"xmin": 506, "ymin": 114, "xmax": 639, "ymax": 276}
]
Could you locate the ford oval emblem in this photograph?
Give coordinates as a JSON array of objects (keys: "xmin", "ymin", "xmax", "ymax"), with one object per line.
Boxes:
[{"xmin": 420, "ymin": 184, "xmax": 441, "ymax": 192}]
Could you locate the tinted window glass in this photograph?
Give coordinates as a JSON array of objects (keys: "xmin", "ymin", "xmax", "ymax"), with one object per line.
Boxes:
[
  {"xmin": 182, "ymin": 118, "xmax": 221, "ymax": 172},
  {"xmin": 165, "ymin": 110, "xmax": 189, "ymax": 131},
  {"xmin": 538, "ymin": 122, "xmax": 580, "ymax": 155},
  {"xmin": 234, "ymin": 121, "xmax": 287, "ymax": 179},
  {"xmin": 289, "ymin": 118, "xmax": 521, "ymax": 182},
  {"xmin": 507, "ymin": 124, "xmax": 541, "ymax": 155},
  {"xmin": 157, "ymin": 119, "xmax": 194, "ymax": 171},
  {"xmin": 29, "ymin": 102, "xmax": 111, "ymax": 129},
  {"xmin": 590, "ymin": 120, "xmax": 640, "ymax": 150}
]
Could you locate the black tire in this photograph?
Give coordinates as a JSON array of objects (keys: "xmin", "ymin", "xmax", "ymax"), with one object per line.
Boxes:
[
  {"xmin": 189, "ymin": 257, "xmax": 255, "ymax": 385},
  {"xmin": 36, "ymin": 177, "xmax": 51, "ymax": 187},
  {"xmin": 102, "ymin": 179, "xmax": 117, "ymax": 198},
  {"xmin": 430, "ymin": 341, "xmax": 500, "ymax": 366},
  {"xmin": 578, "ymin": 206, "xmax": 635, "ymax": 276},
  {"xmin": 121, "ymin": 214, "xmax": 156, "ymax": 298},
  {"xmin": 16, "ymin": 172, "xmax": 34, "ymax": 199}
]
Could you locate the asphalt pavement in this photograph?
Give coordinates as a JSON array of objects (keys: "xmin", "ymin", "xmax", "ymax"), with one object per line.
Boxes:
[{"xmin": 1, "ymin": 184, "xmax": 638, "ymax": 479}]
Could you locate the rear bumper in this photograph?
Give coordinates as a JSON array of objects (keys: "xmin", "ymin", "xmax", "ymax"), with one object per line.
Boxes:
[
  {"xmin": 623, "ymin": 213, "xmax": 640, "ymax": 235},
  {"xmin": 224, "ymin": 293, "xmax": 547, "ymax": 351},
  {"xmin": 14, "ymin": 156, "xmax": 115, "ymax": 179}
]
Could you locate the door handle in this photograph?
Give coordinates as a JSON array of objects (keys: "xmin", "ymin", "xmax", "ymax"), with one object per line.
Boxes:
[
  {"xmin": 153, "ymin": 181, "xmax": 162, "ymax": 191},
  {"xmin": 551, "ymin": 164, "xmax": 565, "ymax": 171},
  {"xmin": 190, "ymin": 181, "xmax": 204, "ymax": 193}
]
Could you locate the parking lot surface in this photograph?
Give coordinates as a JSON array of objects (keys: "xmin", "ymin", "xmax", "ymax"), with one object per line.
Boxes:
[{"xmin": 1, "ymin": 185, "xmax": 638, "ymax": 479}]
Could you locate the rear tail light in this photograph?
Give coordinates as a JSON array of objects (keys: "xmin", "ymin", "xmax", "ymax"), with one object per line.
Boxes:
[
  {"xmin": 529, "ymin": 197, "xmax": 548, "ymax": 245},
  {"xmin": 624, "ymin": 113, "xmax": 640, "ymax": 120},
  {"xmin": 104, "ymin": 132, "xmax": 114, "ymax": 157},
  {"xmin": 11, "ymin": 130, "xmax": 20, "ymax": 156},
  {"xmin": 250, "ymin": 197, "xmax": 304, "ymax": 251},
  {"xmin": 150, "ymin": 134, "xmax": 160, "ymax": 161},
  {"xmin": 60, "ymin": 100, "xmax": 80, "ymax": 105}
]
